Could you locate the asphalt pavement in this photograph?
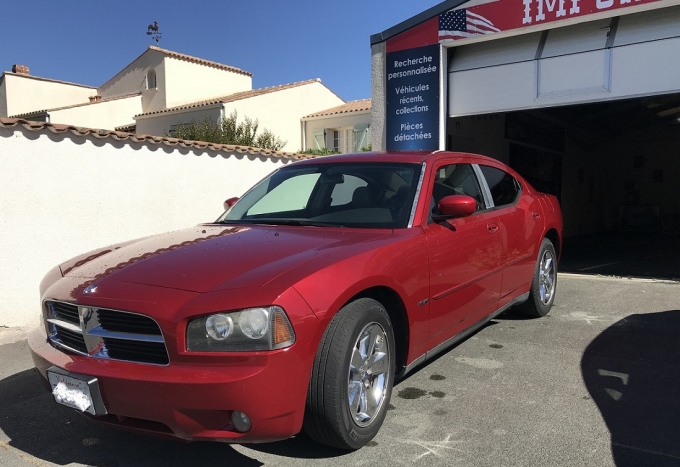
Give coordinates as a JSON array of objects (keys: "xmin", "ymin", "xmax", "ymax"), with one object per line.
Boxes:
[{"xmin": 0, "ymin": 274, "xmax": 678, "ymax": 467}]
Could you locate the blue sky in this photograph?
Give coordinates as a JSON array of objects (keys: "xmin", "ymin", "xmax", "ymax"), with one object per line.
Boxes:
[{"xmin": 0, "ymin": 1, "xmax": 439, "ymax": 102}]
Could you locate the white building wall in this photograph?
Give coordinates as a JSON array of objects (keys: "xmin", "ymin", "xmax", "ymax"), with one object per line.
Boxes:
[
  {"xmin": 135, "ymin": 106, "xmax": 223, "ymax": 137},
  {"xmin": 0, "ymin": 123, "xmax": 290, "ymax": 328},
  {"xmin": 164, "ymin": 57, "xmax": 252, "ymax": 108},
  {"xmin": 98, "ymin": 49, "xmax": 167, "ymax": 114},
  {"xmin": 220, "ymin": 81, "xmax": 345, "ymax": 152},
  {"xmin": 49, "ymin": 95, "xmax": 143, "ymax": 130},
  {"xmin": 1, "ymin": 74, "xmax": 95, "ymax": 117}
]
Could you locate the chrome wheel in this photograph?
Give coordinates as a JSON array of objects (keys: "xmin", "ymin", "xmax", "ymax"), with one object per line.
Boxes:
[
  {"xmin": 538, "ymin": 250, "xmax": 555, "ymax": 305},
  {"xmin": 347, "ymin": 322, "xmax": 390, "ymax": 427}
]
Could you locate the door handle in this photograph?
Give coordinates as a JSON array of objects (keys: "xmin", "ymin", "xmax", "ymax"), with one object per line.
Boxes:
[
  {"xmin": 532, "ymin": 211, "xmax": 541, "ymax": 220},
  {"xmin": 487, "ymin": 223, "xmax": 499, "ymax": 234}
]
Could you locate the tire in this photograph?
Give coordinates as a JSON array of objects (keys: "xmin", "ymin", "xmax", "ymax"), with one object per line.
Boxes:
[
  {"xmin": 517, "ymin": 238, "xmax": 557, "ymax": 318},
  {"xmin": 303, "ymin": 298, "xmax": 395, "ymax": 450}
]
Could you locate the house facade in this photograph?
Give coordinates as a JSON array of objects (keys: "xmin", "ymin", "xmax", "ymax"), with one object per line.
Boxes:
[
  {"xmin": 0, "ymin": 46, "xmax": 346, "ymax": 152},
  {"xmin": 301, "ymin": 99, "xmax": 372, "ymax": 153}
]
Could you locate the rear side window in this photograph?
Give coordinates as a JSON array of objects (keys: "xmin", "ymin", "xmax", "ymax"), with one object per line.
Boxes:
[{"xmin": 479, "ymin": 165, "xmax": 521, "ymax": 207}]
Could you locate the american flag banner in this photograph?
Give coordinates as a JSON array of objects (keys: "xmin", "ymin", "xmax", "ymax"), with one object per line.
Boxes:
[{"xmin": 439, "ymin": 8, "xmax": 500, "ymax": 40}]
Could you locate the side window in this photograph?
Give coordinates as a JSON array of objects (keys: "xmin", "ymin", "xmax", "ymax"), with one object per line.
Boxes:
[
  {"xmin": 479, "ymin": 165, "xmax": 521, "ymax": 207},
  {"xmin": 431, "ymin": 164, "xmax": 485, "ymax": 214}
]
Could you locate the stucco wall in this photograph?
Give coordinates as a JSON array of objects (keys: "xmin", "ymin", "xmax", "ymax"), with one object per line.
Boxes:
[
  {"xmin": 164, "ymin": 57, "xmax": 252, "ymax": 109},
  {"xmin": 98, "ymin": 49, "xmax": 167, "ymax": 114},
  {"xmin": 137, "ymin": 81, "xmax": 344, "ymax": 151},
  {"xmin": 49, "ymin": 95, "xmax": 143, "ymax": 130},
  {"xmin": 0, "ymin": 124, "xmax": 290, "ymax": 328},
  {"xmin": 1, "ymin": 74, "xmax": 95, "ymax": 117},
  {"xmin": 371, "ymin": 42, "xmax": 387, "ymax": 152},
  {"xmin": 220, "ymin": 81, "xmax": 344, "ymax": 152},
  {"xmin": 135, "ymin": 106, "xmax": 223, "ymax": 137}
]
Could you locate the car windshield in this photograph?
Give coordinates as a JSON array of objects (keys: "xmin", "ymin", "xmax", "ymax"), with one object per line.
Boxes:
[{"xmin": 217, "ymin": 162, "xmax": 422, "ymax": 229}]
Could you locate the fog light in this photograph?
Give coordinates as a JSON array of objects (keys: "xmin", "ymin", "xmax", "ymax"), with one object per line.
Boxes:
[{"xmin": 231, "ymin": 411, "xmax": 252, "ymax": 432}]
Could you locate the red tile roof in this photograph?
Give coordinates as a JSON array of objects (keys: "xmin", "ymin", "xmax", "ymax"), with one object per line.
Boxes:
[
  {"xmin": 1, "ymin": 71, "xmax": 97, "ymax": 89},
  {"xmin": 149, "ymin": 46, "xmax": 252, "ymax": 77},
  {"xmin": 9, "ymin": 93, "xmax": 142, "ymax": 118},
  {"xmin": 135, "ymin": 79, "xmax": 335, "ymax": 117},
  {"xmin": 0, "ymin": 118, "xmax": 313, "ymax": 161},
  {"xmin": 303, "ymin": 99, "xmax": 371, "ymax": 119}
]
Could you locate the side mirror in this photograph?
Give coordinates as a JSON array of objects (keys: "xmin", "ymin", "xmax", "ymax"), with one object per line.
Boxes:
[
  {"xmin": 223, "ymin": 197, "xmax": 239, "ymax": 211},
  {"xmin": 432, "ymin": 195, "xmax": 476, "ymax": 221}
]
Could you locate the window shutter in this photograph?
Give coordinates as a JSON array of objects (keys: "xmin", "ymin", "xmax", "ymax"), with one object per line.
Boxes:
[
  {"xmin": 353, "ymin": 124, "xmax": 370, "ymax": 152},
  {"xmin": 312, "ymin": 129, "xmax": 326, "ymax": 149}
]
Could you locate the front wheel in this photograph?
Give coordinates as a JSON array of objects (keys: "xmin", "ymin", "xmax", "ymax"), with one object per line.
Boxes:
[
  {"xmin": 304, "ymin": 298, "xmax": 395, "ymax": 450},
  {"xmin": 517, "ymin": 238, "xmax": 557, "ymax": 317}
]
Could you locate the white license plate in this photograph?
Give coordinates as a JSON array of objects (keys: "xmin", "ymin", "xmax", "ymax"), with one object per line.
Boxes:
[{"xmin": 47, "ymin": 370, "xmax": 96, "ymax": 415}]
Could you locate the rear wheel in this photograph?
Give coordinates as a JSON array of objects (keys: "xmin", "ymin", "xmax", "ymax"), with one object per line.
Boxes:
[
  {"xmin": 304, "ymin": 298, "xmax": 395, "ymax": 450},
  {"xmin": 517, "ymin": 238, "xmax": 557, "ymax": 318}
]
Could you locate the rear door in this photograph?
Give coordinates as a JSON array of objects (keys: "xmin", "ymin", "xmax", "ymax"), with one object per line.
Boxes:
[{"xmin": 477, "ymin": 164, "xmax": 544, "ymax": 306}]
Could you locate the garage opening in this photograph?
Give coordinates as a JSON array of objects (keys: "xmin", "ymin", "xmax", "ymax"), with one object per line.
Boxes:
[
  {"xmin": 446, "ymin": 95, "xmax": 680, "ymax": 279},
  {"xmin": 443, "ymin": 4, "xmax": 680, "ymax": 279}
]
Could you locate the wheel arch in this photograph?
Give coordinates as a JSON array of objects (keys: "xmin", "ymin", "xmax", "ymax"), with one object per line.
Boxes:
[
  {"xmin": 347, "ymin": 286, "xmax": 410, "ymax": 373},
  {"xmin": 544, "ymin": 228, "xmax": 561, "ymax": 261}
]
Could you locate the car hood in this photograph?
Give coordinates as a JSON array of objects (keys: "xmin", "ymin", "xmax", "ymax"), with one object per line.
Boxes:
[{"xmin": 62, "ymin": 224, "xmax": 390, "ymax": 293}]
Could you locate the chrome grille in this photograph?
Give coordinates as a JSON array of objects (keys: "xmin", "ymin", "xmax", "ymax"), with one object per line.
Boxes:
[
  {"xmin": 51, "ymin": 301, "xmax": 80, "ymax": 325},
  {"xmin": 44, "ymin": 301, "xmax": 169, "ymax": 365}
]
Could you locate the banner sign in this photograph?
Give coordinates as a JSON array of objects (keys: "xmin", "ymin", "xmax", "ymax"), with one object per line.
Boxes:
[
  {"xmin": 386, "ymin": 44, "xmax": 440, "ymax": 152},
  {"xmin": 386, "ymin": 0, "xmax": 665, "ymax": 51},
  {"xmin": 439, "ymin": 0, "xmax": 663, "ymax": 43}
]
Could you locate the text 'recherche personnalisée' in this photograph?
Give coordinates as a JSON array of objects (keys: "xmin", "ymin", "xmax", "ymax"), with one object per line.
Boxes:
[{"xmin": 388, "ymin": 53, "xmax": 437, "ymax": 143}]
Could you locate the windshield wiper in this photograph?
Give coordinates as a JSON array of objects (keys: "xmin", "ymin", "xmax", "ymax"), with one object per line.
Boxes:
[{"xmin": 254, "ymin": 219, "xmax": 343, "ymax": 228}]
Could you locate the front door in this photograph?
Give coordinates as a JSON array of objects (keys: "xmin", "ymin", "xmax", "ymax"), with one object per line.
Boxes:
[{"xmin": 422, "ymin": 161, "xmax": 504, "ymax": 347}]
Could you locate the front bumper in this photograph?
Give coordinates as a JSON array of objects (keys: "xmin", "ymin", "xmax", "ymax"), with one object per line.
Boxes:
[{"xmin": 29, "ymin": 325, "xmax": 315, "ymax": 443}]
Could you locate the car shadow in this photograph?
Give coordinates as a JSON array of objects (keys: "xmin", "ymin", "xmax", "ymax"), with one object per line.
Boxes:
[
  {"xmin": 581, "ymin": 310, "xmax": 680, "ymax": 466},
  {"xmin": 0, "ymin": 368, "xmax": 263, "ymax": 466}
]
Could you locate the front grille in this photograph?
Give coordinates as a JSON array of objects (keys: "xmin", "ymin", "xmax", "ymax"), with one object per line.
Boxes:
[
  {"xmin": 45, "ymin": 300, "xmax": 168, "ymax": 365},
  {"xmin": 98, "ymin": 309, "xmax": 162, "ymax": 335},
  {"xmin": 103, "ymin": 338, "xmax": 169, "ymax": 365},
  {"xmin": 50, "ymin": 302, "xmax": 80, "ymax": 325},
  {"xmin": 54, "ymin": 327, "xmax": 88, "ymax": 353}
]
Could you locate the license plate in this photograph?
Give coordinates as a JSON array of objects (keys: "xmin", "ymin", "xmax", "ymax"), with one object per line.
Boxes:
[{"xmin": 47, "ymin": 369, "xmax": 101, "ymax": 415}]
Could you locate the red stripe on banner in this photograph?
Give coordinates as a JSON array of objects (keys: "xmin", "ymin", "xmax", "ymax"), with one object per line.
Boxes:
[{"xmin": 387, "ymin": 17, "xmax": 439, "ymax": 53}]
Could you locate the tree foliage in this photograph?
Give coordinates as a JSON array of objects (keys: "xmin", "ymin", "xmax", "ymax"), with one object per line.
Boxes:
[
  {"xmin": 298, "ymin": 148, "xmax": 340, "ymax": 156},
  {"xmin": 168, "ymin": 111, "xmax": 287, "ymax": 151}
]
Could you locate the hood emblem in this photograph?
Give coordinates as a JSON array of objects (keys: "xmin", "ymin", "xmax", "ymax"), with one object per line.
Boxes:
[{"xmin": 83, "ymin": 285, "xmax": 98, "ymax": 294}]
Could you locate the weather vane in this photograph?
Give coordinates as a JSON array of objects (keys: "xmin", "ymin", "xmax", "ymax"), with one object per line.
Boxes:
[{"xmin": 146, "ymin": 21, "xmax": 162, "ymax": 46}]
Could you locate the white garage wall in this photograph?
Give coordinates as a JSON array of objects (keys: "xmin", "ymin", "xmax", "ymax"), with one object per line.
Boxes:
[
  {"xmin": 0, "ymin": 121, "xmax": 295, "ymax": 328},
  {"xmin": 449, "ymin": 7, "xmax": 680, "ymax": 116}
]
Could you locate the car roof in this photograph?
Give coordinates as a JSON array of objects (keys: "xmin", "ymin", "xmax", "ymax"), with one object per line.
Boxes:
[{"xmin": 291, "ymin": 151, "xmax": 503, "ymax": 166}]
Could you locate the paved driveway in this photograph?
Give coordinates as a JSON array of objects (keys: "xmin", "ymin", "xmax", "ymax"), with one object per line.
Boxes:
[{"xmin": 0, "ymin": 274, "xmax": 678, "ymax": 467}]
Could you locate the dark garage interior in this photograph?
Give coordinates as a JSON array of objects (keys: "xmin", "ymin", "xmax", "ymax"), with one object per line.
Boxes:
[{"xmin": 447, "ymin": 94, "xmax": 680, "ymax": 280}]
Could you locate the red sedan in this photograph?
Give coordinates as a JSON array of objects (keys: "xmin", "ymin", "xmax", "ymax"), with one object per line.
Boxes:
[{"xmin": 29, "ymin": 151, "xmax": 562, "ymax": 450}]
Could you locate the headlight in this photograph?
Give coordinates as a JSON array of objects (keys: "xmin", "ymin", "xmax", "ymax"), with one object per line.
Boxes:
[{"xmin": 186, "ymin": 306, "xmax": 295, "ymax": 352}]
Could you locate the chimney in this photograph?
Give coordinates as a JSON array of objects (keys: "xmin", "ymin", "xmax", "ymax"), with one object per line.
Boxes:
[
  {"xmin": 12, "ymin": 64, "xmax": 29, "ymax": 75},
  {"xmin": 88, "ymin": 95, "xmax": 102, "ymax": 103}
]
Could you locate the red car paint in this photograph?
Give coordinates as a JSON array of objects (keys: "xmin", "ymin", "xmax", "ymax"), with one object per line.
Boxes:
[{"xmin": 29, "ymin": 151, "xmax": 563, "ymax": 443}]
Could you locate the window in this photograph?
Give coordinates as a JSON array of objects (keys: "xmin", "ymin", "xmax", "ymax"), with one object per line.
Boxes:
[
  {"xmin": 146, "ymin": 69, "xmax": 157, "ymax": 90},
  {"xmin": 328, "ymin": 128, "xmax": 354, "ymax": 153},
  {"xmin": 479, "ymin": 165, "xmax": 521, "ymax": 207},
  {"xmin": 432, "ymin": 164, "xmax": 485, "ymax": 210}
]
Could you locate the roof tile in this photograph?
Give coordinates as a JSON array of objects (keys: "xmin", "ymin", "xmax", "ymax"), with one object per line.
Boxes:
[
  {"xmin": 135, "ymin": 79, "xmax": 332, "ymax": 117},
  {"xmin": 303, "ymin": 99, "xmax": 371, "ymax": 119},
  {"xmin": 0, "ymin": 118, "xmax": 314, "ymax": 161}
]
